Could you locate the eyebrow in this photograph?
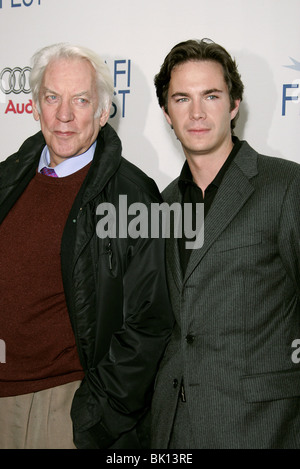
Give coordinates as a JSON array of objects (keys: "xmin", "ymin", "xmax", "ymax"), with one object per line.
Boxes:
[
  {"xmin": 170, "ymin": 88, "xmax": 223, "ymax": 99},
  {"xmin": 203, "ymin": 88, "xmax": 223, "ymax": 95},
  {"xmin": 41, "ymin": 87, "xmax": 90, "ymax": 97},
  {"xmin": 73, "ymin": 91, "xmax": 90, "ymax": 97}
]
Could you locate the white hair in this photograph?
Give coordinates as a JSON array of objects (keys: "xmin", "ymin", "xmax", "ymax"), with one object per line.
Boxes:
[{"xmin": 30, "ymin": 42, "xmax": 114, "ymax": 117}]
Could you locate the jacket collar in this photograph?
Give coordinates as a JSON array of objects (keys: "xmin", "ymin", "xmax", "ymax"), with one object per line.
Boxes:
[
  {"xmin": 0, "ymin": 131, "xmax": 44, "ymax": 189},
  {"xmin": 166, "ymin": 140, "xmax": 259, "ymax": 289},
  {"xmin": 0, "ymin": 123, "xmax": 122, "ymax": 196},
  {"xmin": 74, "ymin": 123, "xmax": 122, "ymax": 205},
  {"xmin": 0, "ymin": 124, "xmax": 122, "ymax": 224}
]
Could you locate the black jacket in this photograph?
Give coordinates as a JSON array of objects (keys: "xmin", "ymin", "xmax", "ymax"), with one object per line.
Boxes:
[{"xmin": 0, "ymin": 124, "xmax": 174, "ymax": 448}]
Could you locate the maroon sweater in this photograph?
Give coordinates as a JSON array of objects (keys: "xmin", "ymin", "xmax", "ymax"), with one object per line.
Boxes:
[{"xmin": 0, "ymin": 166, "xmax": 90, "ymax": 397}]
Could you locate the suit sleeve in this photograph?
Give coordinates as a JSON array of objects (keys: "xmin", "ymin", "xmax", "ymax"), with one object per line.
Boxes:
[
  {"xmin": 278, "ymin": 170, "xmax": 300, "ymax": 296},
  {"xmin": 71, "ymin": 216, "xmax": 174, "ymax": 449}
]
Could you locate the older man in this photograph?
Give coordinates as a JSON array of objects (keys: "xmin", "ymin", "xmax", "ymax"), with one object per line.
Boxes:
[{"xmin": 0, "ymin": 43, "xmax": 173, "ymax": 449}]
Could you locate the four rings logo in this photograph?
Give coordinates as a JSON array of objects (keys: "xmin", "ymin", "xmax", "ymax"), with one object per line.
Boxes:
[
  {"xmin": 1, "ymin": 66, "xmax": 33, "ymax": 114},
  {"xmin": 0, "ymin": 66, "xmax": 31, "ymax": 94}
]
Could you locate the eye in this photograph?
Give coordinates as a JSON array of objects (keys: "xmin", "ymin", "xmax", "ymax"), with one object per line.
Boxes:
[
  {"xmin": 176, "ymin": 97, "xmax": 189, "ymax": 103},
  {"xmin": 206, "ymin": 95, "xmax": 218, "ymax": 100},
  {"xmin": 45, "ymin": 94, "xmax": 58, "ymax": 103},
  {"xmin": 74, "ymin": 97, "xmax": 90, "ymax": 106}
]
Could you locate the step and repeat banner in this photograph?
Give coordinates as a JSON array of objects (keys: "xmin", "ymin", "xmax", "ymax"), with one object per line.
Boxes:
[{"xmin": 0, "ymin": 0, "xmax": 299, "ymax": 190}]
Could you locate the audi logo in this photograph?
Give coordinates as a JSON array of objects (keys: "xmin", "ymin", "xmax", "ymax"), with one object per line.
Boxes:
[{"xmin": 0, "ymin": 67, "xmax": 31, "ymax": 95}]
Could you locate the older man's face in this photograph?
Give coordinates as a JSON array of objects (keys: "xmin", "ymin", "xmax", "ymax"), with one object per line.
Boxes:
[{"xmin": 33, "ymin": 57, "xmax": 109, "ymax": 167}]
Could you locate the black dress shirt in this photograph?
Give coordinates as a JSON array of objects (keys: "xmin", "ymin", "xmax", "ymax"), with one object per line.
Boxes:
[{"xmin": 178, "ymin": 137, "xmax": 242, "ymax": 274}]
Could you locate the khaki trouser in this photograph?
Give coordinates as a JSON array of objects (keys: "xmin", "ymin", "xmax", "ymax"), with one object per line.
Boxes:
[{"xmin": 0, "ymin": 380, "xmax": 81, "ymax": 449}]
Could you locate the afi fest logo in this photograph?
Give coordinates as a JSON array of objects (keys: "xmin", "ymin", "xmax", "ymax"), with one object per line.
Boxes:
[
  {"xmin": 0, "ymin": 0, "xmax": 41, "ymax": 9},
  {"xmin": 0, "ymin": 339, "xmax": 6, "ymax": 363},
  {"xmin": 282, "ymin": 57, "xmax": 300, "ymax": 116},
  {"xmin": 108, "ymin": 59, "xmax": 131, "ymax": 119}
]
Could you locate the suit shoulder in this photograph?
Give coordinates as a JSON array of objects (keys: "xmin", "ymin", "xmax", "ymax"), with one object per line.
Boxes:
[
  {"xmin": 239, "ymin": 140, "xmax": 300, "ymax": 182},
  {"xmin": 257, "ymin": 152, "xmax": 300, "ymax": 180},
  {"xmin": 117, "ymin": 157, "xmax": 162, "ymax": 202},
  {"xmin": 1, "ymin": 131, "xmax": 45, "ymax": 168}
]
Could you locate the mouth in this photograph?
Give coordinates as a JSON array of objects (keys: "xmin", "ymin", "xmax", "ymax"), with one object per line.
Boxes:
[
  {"xmin": 188, "ymin": 128, "xmax": 210, "ymax": 135},
  {"xmin": 54, "ymin": 131, "xmax": 76, "ymax": 138}
]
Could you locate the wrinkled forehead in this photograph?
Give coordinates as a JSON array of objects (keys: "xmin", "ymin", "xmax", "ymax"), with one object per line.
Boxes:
[{"xmin": 41, "ymin": 57, "xmax": 97, "ymax": 93}]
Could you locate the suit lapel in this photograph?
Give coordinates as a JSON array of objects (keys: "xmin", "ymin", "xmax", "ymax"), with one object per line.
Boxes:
[
  {"xmin": 183, "ymin": 142, "xmax": 259, "ymax": 284},
  {"xmin": 164, "ymin": 182, "xmax": 184, "ymax": 291}
]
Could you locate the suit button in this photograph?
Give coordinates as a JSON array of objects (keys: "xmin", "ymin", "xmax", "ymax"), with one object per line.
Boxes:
[
  {"xmin": 173, "ymin": 379, "xmax": 179, "ymax": 388},
  {"xmin": 186, "ymin": 334, "xmax": 195, "ymax": 344}
]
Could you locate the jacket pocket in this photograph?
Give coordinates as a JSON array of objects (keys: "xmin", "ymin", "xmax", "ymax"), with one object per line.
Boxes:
[
  {"xmin": 242, "ymin": 368, "xmax": 300, "ymax": 403},
  {"xmin": 214, "ymin": 232, "xmax": 262, "ymax": 252}
]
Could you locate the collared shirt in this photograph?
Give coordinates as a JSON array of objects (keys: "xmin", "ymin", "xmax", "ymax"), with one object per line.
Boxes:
[
  {"xmin": 178, "ymin": 137, "xmax": 242, "ymax": 274},
  {"xmin": 38, "ymin": 141, "xmax": 96, "ymax": 177}
]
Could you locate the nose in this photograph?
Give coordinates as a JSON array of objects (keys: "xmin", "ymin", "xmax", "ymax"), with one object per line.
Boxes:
[
  {"xmin": 190, "ymin": 98, "xmax": 206, "ymax": 120},
  {"xmin": 56, "ymin": 99, "xmax": 74, "ymax": 122}
]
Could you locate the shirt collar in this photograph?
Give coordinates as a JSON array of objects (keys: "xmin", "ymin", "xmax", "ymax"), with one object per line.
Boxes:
[
  {"xmin": 38, "ymin": 141, "xmax": 96, "ymax": 177},
  {"xmin": 179, "ymin": 136, "xmax": 242, "ymax": 191}
]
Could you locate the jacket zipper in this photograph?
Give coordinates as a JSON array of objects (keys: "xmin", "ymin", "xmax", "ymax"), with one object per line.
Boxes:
[{"xmin": 105, "ymin": 241, "xmax": 113, "ymax": 271}]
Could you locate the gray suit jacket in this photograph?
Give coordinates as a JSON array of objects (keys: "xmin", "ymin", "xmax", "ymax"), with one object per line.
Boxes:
[{"xmin": 151, "ymin": 140, "xmax": 300, "ymax": 449}]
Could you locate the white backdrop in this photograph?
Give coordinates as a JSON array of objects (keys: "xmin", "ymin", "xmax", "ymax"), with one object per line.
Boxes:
[{"xmin": 0, "ymin": 0, "xmax": 299, "ymax": 190}]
